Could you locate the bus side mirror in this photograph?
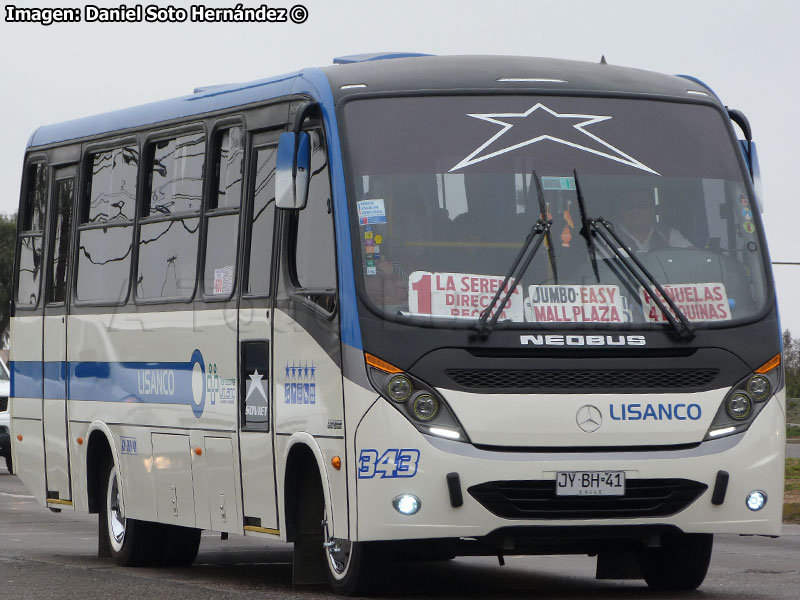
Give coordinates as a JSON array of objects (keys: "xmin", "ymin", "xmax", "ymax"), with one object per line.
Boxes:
[
  {"xmin": 276, "ymin": 131, "xmax": 311, "ymax": 210},
  {"xmin": 749, "ymin": 141, "xmax": 764, "ymax": 213}
]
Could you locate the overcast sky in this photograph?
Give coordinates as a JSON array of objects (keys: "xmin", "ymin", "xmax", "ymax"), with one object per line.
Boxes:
[{"xmin": 1, "ymin": 0, "xmax": 798, "ymax": 333}]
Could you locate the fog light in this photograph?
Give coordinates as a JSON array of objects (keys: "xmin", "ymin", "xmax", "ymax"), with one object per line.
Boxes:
[
  {"xmin": 392, "ymin": 493, "xmax": 421, "ymax": 515},
  {"xmin": 746, "ymin": 490, "xmax": 767, "ymax": 511},
  {"xmin": 746, "ymin": 375, "xmax": 770, "ymax": 402},
  {"xmin": 726, "ymin": 393, "xmax": 752, "ymax": 420}
]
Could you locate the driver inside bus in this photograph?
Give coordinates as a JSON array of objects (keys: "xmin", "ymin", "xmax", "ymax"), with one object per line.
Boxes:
[{"xmin": 615, "ymin": 188, "xmax": 692, "ymax": 252}]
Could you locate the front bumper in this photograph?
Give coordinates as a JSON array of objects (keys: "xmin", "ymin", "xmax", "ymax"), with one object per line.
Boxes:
[{"xmin": 354, "ymin": 394, "xmax": 785, "ymax": 541}]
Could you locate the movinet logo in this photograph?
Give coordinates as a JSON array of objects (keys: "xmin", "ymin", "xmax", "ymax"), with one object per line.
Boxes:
[{"xmin": 520, "ymin": 334, "xmax": 646, "ymax": 347}]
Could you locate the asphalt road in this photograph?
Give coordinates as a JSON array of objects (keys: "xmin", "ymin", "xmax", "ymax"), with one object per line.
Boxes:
[{"xmin": 0, "ymin": 462, "xmax": 798, "ymax": 600}]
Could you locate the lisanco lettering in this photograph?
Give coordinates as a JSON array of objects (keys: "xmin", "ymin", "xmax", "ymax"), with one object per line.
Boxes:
[
  {"xmin": 519, "ymin": 334, "xmax": 646, "ymax": 346},
  {"xmin": 609, "ymin": 403, "xmax": 702, "ymax": 421}
]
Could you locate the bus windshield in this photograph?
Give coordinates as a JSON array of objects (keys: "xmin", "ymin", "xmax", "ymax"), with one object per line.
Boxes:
[{"xmin": 342, "ymin": 95, "xmax": 768, "ymax": 328}]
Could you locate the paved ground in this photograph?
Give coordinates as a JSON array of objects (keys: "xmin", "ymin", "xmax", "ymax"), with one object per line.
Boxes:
[
  {"xmin": 0, "ymin": 462, "xmax": 798, "ymax": 599},
  {"xmin": 786, "ymin": 440, "xmax": 800, "ymax": 458}
]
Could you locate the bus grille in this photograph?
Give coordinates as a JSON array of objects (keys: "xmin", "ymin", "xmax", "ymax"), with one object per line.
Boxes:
[
  {"xmin": 446, "ymin": 368, "xmax": 719, "ymax": 391},
  {"xmin": 468, "ymin": 478, "xmax": 708, "ymax": 519}
]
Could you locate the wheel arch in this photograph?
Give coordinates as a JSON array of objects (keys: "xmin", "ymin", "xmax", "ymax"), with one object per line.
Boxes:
[
  {"xmin": 85, "ymin": 422, "xmax": 119, "ymax": 514},
  {"xmin": 281, "ymin": 433, "xmax": 332, "ymax": 542}
]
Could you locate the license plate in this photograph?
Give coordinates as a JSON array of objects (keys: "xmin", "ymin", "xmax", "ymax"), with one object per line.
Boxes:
[{"xmin": 555, "ymin": 471, "xmax": 625, "ymax": 496}]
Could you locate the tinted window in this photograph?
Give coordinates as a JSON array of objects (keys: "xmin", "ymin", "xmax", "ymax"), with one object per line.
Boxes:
[
  {"xmin": 22, "ymin": 163, "xmax": 47, "ymax": 232},
  {"xmin": 17, "ymin": 236, "xmax": 43, "ymax": 306},
  {"xmin": 75, "ymin": 226, "xmax": 133, "ymax": 303},
  {"xmin": 247, "ymin": 146, "xmax": 277, "ymax": 295},
  {"xmin": 137, "ymin": 217, "xmax": 200, "ymax": 300},
  {"xmin": 211, "ymin": 127, "xmax": 243, "ymax": 210},
  {"xmin": 204, "ymin": 214, "xmax": 238, "ymax": 296},
  {"xmin": 48, "ymin": 178, "xmax": 74, "ymax": 304},
  {"xmin": 295, "ymin": 131, "xmax": 336, "ymax": 290},
  {"xmin": 86, "ymin": 146, "xmax": 138, "ymax": 222},
  {"xmin": 147, "ymin": 132, "xmax": 205, "ymax": 216}
]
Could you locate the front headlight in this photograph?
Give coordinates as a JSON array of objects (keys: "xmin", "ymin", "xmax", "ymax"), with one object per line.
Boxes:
[
  {"xmin": 704, "ymin": 353, "xmax": 781, "ymax": 440},
  {"xmin": 365, "ymin": 353, "xmax": 469, "ymax": 442}
]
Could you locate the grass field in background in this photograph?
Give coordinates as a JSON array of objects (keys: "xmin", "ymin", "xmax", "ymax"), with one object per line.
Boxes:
[
  {"xmin": 784, "ymin": 458, "xmax": 800, "ymax": 523},
  {"xmin": 787, "ymin": 398, "xmax": 800, "ymax": 438}
]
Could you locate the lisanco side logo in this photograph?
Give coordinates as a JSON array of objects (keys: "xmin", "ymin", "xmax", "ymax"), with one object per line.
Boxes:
[{"xmin": 520, "ymin": 334, "xmax": 646, "ymax": 347}]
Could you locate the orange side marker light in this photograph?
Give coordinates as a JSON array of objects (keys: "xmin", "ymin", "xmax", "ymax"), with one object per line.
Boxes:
[
  {"xmin": 331, "ymin": 456, "xmax": 342, "ymax": 470},
  {"xmin": 755, "ymin": 354, "xmax": 781, "ymax": 374},
  {"xmin": 16, "ymin": 434, "xmax": 22, "ymax": 442},
  {"xmin": 194, "ymin": 447, "xmax": 203, "ymax": 456},
  {"xmin": 77, "ymin": 437, "xmax": 84, "ymax": 445}
]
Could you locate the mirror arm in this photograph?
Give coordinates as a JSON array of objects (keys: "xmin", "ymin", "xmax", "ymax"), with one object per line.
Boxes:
[{"xmin": 291, "ymin": 101, "xmax": 320, "ymax": 133}]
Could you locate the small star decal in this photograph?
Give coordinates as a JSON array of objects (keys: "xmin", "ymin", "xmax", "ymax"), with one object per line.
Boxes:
[{"xmin": 245, "ymin": 370, "xmax": 268, "ymax": 403}]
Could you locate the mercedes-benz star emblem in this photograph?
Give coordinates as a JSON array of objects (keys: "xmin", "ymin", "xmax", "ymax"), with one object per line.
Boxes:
[{"xmin": 576, "ymin": 405, "xmax": 603, "ymax": 433}]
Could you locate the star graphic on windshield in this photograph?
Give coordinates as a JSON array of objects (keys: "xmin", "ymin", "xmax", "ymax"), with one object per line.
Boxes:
[{"xmin": 449, "ymin": 103, "xmax": 658, "ymax": 175}]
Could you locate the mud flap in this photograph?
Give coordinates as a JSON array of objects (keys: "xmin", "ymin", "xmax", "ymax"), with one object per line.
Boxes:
[{"xmin": 292, "ymin": 535, "xmax": 328, "ymax": 584}]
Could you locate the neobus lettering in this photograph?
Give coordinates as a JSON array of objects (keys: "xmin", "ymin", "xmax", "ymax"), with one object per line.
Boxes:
[
  {"xmin": 520, "ymin": 334, "xmax": 646, "ymax": 346},
  {"xmin": 137, "ymin": 369, "xmax": 176, "ymax": 396},
  {"xmin": 610, "ymin": 403, "xmax": 702, "ymax": 421}
]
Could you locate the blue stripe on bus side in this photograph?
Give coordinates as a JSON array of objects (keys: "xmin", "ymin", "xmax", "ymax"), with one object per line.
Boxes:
[{"xmin": 11, "ymin": 359, "xmax": 202, "ymax": 408}]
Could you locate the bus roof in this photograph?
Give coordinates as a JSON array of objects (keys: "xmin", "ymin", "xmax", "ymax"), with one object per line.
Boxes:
[{"xmin": 28, "ymin": 55, "xmax": 717, "ymax": 149}]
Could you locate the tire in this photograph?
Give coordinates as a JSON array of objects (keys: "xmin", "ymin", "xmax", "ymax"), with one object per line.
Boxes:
[
  {"xmin": 157, "ymin": 524, "xmax": 201, "ymax": 567},
  {"xmin": 638, "ymin": 533, "xmax": 713, "ymax": 590},
  {"xmin": 324, "ymin": 520, "xmax": 385, "ymax": 596},
  {"xmin": 2, "ymin": 453, "xmax": 11, "ymax": 474},
  {"xmin": 100, "ymin": 458, "xmax": 162, "ymax": 566}
]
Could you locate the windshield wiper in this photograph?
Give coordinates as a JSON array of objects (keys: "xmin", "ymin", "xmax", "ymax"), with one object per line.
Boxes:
[
  {"xmin": 474, "ymin": 217, "xmax": 551, "ymax": 339},
  {"xmin": 572, "ymin": 170, "xmax": 695, "ymax": 340}
]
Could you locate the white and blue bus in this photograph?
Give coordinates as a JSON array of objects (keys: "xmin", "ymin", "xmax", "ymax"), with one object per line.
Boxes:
[{"xmin": 10, "ymin": 54, "xmax": 784, "ymax": 594}]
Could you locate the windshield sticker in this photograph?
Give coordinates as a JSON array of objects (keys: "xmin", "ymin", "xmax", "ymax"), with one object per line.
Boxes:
[
  {"xmin": 541, "ymin": 176, "xmax": 576, "ymax": 191},
  {"xmin": 640, "ymin": 283, "xmax": 731, "ymax": 322},
  {"xmin": 742, "ymin": 208, "xmax": 753, "ymax": 221},
  {"xmin": 525, "ymin": 285, "xmax": 629, "ymax": 323},
  {"xmin": 408, "ymin": 271, "xmax": 524, "ymax": 321},
  {"xmin": 743, "ymin": 221, "xmax": 755, "ymax": 234},
  {"xmin": 448, "ymin": 103, "xmax": 659, "ymax": 175},
  {"xmin": 357, "ymin": 199, "xmax": 387, "ymax": 225}
]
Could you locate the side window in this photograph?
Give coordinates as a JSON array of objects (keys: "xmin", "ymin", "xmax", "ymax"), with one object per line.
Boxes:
[
  {"xmin": 16, "ymin": 163, "xmax": 47, "ymax": 307},
  {"xmin": 204, "ymin": 126, "xmax": 242, "ymax": 298},
  {"xmin": 293, "ymin": 130, "xmax": 336, "ymax": 291},
  {"xmin": 48, "ymin": 177, "xmax": 74, "ymax": 304},
  {"xmin": 246, "ymin": 144, "xmax": 277, "ymax": 296},
  {"xmin": 75, "ymin": 146, "xmax": 138, "ymax": 303},
  {"xmin": 136, "ymin": 131, "xmax": 204, "ymax": 301}
]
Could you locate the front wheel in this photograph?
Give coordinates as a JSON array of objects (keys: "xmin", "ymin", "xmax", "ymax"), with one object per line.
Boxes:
[
  {"xmin": 100, "ymin": 459, "xmax": 161, "ymax": 566},
  {"xmin": 638, "ymin": 533, "xmax": 713, "ymax": 590},
  {"xmin": 324, "ymin": 523, "xmax": 385, "ymax": 596}
]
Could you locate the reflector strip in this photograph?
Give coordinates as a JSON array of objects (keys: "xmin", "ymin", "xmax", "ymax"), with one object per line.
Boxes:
[
  {"xmin": 365, "ymin": 353, "xmax": 403, "ymax": 374},
  {"xmin": 755, "ymin": 354, "xmax": 781, "ymax": 373}
]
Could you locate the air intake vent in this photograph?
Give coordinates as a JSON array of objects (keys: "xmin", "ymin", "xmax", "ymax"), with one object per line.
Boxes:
[
  {"xmin": 0, "ymin": 397, "xmax": 7, "ymax": 412},
  {"xmin": 469, "ymin": 478, "xmax": 708, "ymax": 520},
  {"xmin": 446, "ymin": 368, "xmax": 718, "ymax": 392}
]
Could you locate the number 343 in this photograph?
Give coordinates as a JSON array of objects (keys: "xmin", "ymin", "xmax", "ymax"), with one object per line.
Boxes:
[{"xmin": 358, "ymin": 448, "xmax": 420, "ymax": 479}]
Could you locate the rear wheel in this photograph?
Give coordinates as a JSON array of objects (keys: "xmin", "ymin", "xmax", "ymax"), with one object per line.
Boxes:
[
  {"xmin": 2, "ymin": 453, "xmax": 11, "ymax": 473},
  {"xmin": 638, "ymin": 533, "xmax": 713, "ymax": 590},
  {"xmin": 100, "ymin": 458, "xmax": 161, "ymax": 566},
  {"xmin": 157, "ymin": 524, "xmax": 201, "ymax": 567}
]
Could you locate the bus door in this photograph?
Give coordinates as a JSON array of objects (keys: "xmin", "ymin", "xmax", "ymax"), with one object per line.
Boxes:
[
  {"xmin": 272, "ymin": 127, "xmax": 348, "ymax": 539},
  {"xmin": 42, "ymin": 165, "xmax": 76, "ymax": 504},
  {"xmin": 238, "ymin": 131, "xmax": 281, "ymax": 533}
]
